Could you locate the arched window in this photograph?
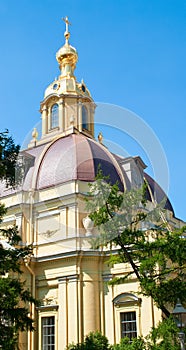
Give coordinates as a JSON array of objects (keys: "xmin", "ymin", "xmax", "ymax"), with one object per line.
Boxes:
[
  {"xmin": 113, "ymin": 293, "xmax": 141, "ymax": 342},
  {"xmin": 82, "ymin": 105, "xmax": 88, "ymax": 130},
  {"xmin": 51, "ymin": 104, "xmax": 59, "ymax": 129}
]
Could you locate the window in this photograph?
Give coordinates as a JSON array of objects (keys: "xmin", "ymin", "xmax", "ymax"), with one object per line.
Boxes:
[
  {"xmin": 82, "ymin": 105, "xmax": 88, "ymax": 130},
  {"xmin": 113, "ymin": 293, "xmax": 140, "ymax": 343},
  {"xmin": 42, "ymin": 316, "xmax": 55, "ymax": 350},
  {"xmin": 120, "ymin": 311, "xmax": 137, "ymax": 341},
  {"xmin": 51, "ymin": 104, "xmax": 59, "ymax": 129}
]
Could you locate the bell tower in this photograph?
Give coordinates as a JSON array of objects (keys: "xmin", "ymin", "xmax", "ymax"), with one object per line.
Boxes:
[{"xmin": 37, "ymin": 17, "xmax": 95, "ymax": 146}]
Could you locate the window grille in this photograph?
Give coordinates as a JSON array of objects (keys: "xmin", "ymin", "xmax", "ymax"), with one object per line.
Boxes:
[
  {"xmin": 42, "ymin": 316, "xmax": 55, "ymax": 350},
  {"xmin": 120, "ymin": 311, "xmax": 137, "ymax": 340}
]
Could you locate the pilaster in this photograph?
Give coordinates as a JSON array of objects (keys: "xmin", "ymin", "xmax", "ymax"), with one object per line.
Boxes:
[{"xmin": 58, "ymin": 274, "xmax": 79, "ymax": 349}]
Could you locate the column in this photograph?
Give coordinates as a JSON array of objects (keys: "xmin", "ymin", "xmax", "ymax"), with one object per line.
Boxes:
[
  {"xmin": 78, "ymin": 101, "xmax": 82, "ymax": 131},
  {"xmin": 68, "ymin": 275, "xmax": 79, "ymax": 343},
  {"xmin": 58, "ymin": 277, "xmax": 68, "ymax": 349},
  {"xmin": 82, "ymin": 258, "xmax": 100, "ymax": 336},
  {"xmin": 15, "ymin": 213, "xmax": 22, "ymax": 234},
  {"xmin": 102, "ymin": 274, "xmax": 115, "ymax": 344},
  {"xmin": 63, "ymin": 98, "xmax": 66, "ymax": 131},
  {"xmin": 59, "ymin": 98, "xmax": 64, "ymax": 131},
  {"xmin": 90, "ymin": 104, "xmax": 95, "ymax": 136},
  {"xmin": 41, "ymin": 105, "xmax": 48, "ymax": 136},
  {"xmin": 58, "ymin": 274, "xmax": 79, "ymax": 349}
]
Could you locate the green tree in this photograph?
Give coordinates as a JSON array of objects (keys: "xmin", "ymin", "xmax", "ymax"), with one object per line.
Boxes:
[
  {"xmin": 84, "ymin": 331, "xmax": 110, "ymax": 350},
  {"xmin": 66, "ymin": 327, "xmax": 181, "ymax": 350},
  {"xmin": 0, "ymin": 130, "xmax": 20, "ymax": 187},
  {"xmin": 67, "ymin": 331, "xmax": 110, "ymax": 350},
  {"xmin": 0, "ymin": 131, "xmax": 38, "ymax": 349},
  {"xmin": 111, "ymin": 320, "xmax": 180, "ymax": 350},
  {"xmin": 146, "ymin": 317, "xmax": 180, "ymax": 350},
  {"xmin": 86, "ymin": 170, "xmax": 186, "ymax": 318},
  {"xmin": 112, "ymin": 336, "xmax": 146, "ymax": 350}
]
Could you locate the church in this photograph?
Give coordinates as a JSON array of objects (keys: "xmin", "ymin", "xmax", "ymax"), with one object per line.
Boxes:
[{"xmin": 0, "ymin": 18, "xmax": 185, "ymax": 350}]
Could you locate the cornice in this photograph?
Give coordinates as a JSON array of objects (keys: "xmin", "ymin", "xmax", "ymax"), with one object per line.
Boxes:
[
  {"xmin": 34, "ymin": 249, "xmax": 106, "ymax": 263},
  {"xmin": 40, "ymin": 93, "xmax": 93, "ymax": 108}
]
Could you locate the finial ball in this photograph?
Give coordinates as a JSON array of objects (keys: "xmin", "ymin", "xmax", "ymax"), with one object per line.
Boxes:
[{"xmin": 98, "ymin": 132, "xmax": 103, "ymax": 144}]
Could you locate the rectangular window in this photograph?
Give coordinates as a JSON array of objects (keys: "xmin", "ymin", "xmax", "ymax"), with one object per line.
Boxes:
[
  {"xmin": 42, "ymin": 316, "xmax": 55, "ymax": 350},
  {"xmin": 120, "ymin": 311, "xmax": 137, "ymax": 340}
]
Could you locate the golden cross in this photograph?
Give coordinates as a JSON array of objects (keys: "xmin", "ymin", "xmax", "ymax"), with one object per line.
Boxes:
[{"xmin": 62, "ymin": 16, "xmax": 71, "ymax": 33}]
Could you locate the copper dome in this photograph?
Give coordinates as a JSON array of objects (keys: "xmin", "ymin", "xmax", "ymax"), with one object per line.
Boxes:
[
  {"xmin": 24, "ymin": 133, "xmax": 124, "ymax": 191},
  {"xmin": 0, "ymin": 133, "xmax": 174, "ymax": 215}
]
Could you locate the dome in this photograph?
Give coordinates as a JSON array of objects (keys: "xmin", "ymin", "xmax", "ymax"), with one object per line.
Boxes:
[
  {"xmin": 0, "ymin": 132, "xmax": 174, "ymax": 216},
  {"xmin": 144, "ymin": 172, "xmax": 174, "ymax": 214},
  {"xmin": 20, "ymin": 133, "xmax": 173, "ymax": 214},
  {"xmin": 56, "ymin": 43, "xmax": 77, "ymax": 57},
  {"xmin": 56, "ymin": 42, "xmax": 78, "ymax": 78},
  {"xmin": 56, "ymin": 43, "xmax": 78, "ymax": 68},
  {"xmin": 24, "ymin": 133, "xmax": 125, "ymax": 191}
]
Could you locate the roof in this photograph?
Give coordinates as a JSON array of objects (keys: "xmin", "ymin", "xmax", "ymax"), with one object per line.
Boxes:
[
  {"xmin": 23, "ymin": 133, "xmax": 124, "ymax": 191},
  {"xmin": 0, "ymin": 132, "xmax": 174, "ymax": 215}
]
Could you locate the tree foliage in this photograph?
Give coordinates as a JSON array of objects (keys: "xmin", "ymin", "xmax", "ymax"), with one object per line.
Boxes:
[
  {"xmin": 112, "ymin": 336, "xmax": 146, "ymax": 350},
  {"xmin": 86, "ymin": 170, "xmax": 186, "ymax": 318},
  {"xmin": 67, "ymin": 331, "xmax": 110, "ymax": 350},
  {"xmin": 146, "ymin": 317, "xmax": 180, "ymax": 350},
  {"xmin": 0, "ymin": 130, "xmax": 20, "ymax": 187},
  {"xmin": 0, "ymin": 131, "xmax": 38, "ymax": 349},
  {"xmin": 67, "ymin": 326, "xmax": 181, "ymax": 350}
]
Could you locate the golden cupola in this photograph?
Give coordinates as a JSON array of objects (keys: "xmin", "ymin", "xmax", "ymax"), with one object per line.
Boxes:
[
  {"xmin": 31, "ymin": 16, "xmax": 96, "ymax": 148},
  {"xmin": 56, "ymin": 17, "xmax": 78, "ymax": 78},
  {"xmin": 43, "ymin": 17, "xmax": 92, "ymax": 99}
]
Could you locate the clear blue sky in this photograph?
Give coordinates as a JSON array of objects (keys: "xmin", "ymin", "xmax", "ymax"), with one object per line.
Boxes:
[{"xmin": 0, "ymin": 0, "xmax": 185, "ymax": 220}]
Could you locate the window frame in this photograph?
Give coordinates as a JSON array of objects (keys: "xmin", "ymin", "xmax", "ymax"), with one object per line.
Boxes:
[
  {"xmin": 120, "ymin": 311, "xmax": 137, "ymax": 341},
  {"xmin": 38, "ymin": 309, "xmax": 58, "ymax": 350},
  {"xmin": 50, "ymin": 103, "xmax": 59, "ymax": 129},
  {"xmin": 82, "ymin": 105, "xmax": 89, "ymax": 130},
  {"xmin": 113, "ymin": 293, "xmax": 141, "ymax": 343},
  {"xmin": 41, "ymin": 315, "xmax": 55, "ymax": 350}
]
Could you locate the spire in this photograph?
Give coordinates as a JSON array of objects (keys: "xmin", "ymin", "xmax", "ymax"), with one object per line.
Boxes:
[{"xmin": 56, "ymin": 16, "xmax": 78, "ymax": 78}]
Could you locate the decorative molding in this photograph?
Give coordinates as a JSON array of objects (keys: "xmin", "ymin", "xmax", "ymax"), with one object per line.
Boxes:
[
  {"xmin": 37, "ymin": 304, "xmax": 59, "ymax": 312},
  {"xmin": 2, "ymin": 215, "xmax": 16, "ymax": 223},
  {"xmin": 42, "ymin": 296, "xmax": 58, "ymax": 306},
  {"xmin": 34, "ymin": 249, "xmax": 105, "ymax": 263},
  {"xmin": 37, "ymin": 209, "xmax": 59, "ymax": 218},
  {"xmin": 113, "ymin": 293, "xmax": 142, "ymax": 307},
  {"xmin": 58, "ymin": 274, "xmax": 79, "ymax": 283},
  {"xmin": 39, "ymin": 229, "xmax": 58, "ymax": 238}
]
